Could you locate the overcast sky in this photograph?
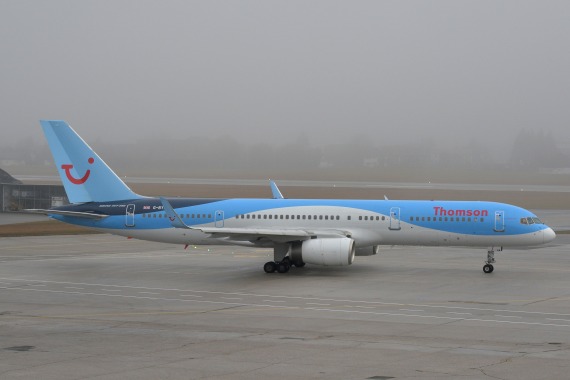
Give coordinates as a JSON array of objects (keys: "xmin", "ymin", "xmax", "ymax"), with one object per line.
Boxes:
[{"xmin": 1, "ymin": 1, "xmax": 569, "ymax": 151}]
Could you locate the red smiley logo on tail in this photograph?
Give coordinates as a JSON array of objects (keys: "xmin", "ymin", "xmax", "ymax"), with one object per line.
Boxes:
[{"xmin": 61, "ymin": 157, "xmax": 94, "ymax": 185}]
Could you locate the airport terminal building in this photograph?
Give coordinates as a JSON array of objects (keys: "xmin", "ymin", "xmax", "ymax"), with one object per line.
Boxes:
[{"xmin": 0, "ymin": 168, "xmax": 68, "ymax": 212}]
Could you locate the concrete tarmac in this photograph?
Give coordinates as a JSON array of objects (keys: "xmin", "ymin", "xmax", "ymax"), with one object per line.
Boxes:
[{"xmin": 1, "ymin": 234, "xmax": 570, "ymax": 379}]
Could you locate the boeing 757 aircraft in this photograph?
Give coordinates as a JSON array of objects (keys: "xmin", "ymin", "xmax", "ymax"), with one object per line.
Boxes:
[{"xmin": 28, "ymin": 120, "xmax": 556, "ymax": 274}]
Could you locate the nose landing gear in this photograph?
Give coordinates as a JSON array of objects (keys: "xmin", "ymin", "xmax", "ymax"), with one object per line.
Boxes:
[{"xmin": 483, "ymin": 249, "xmax": 498, "ymax": 273}]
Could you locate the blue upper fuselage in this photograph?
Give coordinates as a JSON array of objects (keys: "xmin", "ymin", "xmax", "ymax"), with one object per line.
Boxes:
[{"xmin": 50, "ymin": 197, "xmax": 549, "ymax": 237}]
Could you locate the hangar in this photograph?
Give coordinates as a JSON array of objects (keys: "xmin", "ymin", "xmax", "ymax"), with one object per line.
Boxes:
[{"xmin": 0, "ymin": 168, "xmax": 68, "ymax": 212}]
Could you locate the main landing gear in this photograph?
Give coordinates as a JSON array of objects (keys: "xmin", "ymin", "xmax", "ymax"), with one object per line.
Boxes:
[
  {"xmin": 483, "ymin": 249, "xmax": 499, "ymax": 273},
  {"xmin": 263, "ymin": 257, "xmax": 305, "ymax": 274},
  {"xmin": 264, "ymin": 244, "xmax": 305, "ymax": 274}
]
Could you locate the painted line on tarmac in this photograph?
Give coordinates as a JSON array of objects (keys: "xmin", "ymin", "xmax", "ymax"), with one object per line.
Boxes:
[{"xmin": 2, "ymin": 286, "xmax": 570, "ymax": 329}]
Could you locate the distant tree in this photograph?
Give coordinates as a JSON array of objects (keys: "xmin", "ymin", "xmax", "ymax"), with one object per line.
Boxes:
[{"xmin": 509, "ymin": 129, "xmax": 567, "ymax": 169}]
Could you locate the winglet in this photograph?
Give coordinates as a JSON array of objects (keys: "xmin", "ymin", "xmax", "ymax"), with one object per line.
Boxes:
[
  {"xmin": 159, "ymin": 197, "xmax": 190, "ymax": 229},
  {"xmin": 269, "ymin": 180, "xmax": 284, "ymax": 199}
]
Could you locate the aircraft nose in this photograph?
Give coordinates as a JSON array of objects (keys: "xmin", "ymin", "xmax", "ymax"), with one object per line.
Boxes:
[{"xmin": 543, "ymin": 227, "xmax": 556, "ymax": 243}]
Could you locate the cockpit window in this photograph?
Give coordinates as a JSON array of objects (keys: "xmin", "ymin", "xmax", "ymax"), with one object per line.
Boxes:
[{"xmin": 520, "ymin": 216, "xmax": 543, "ymax": 225}]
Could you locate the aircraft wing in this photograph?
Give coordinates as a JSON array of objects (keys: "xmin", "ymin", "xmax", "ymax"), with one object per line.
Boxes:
[
  {"xmin": 191, "ymin": 226, "xmax": 314, "ymax": 243},
  {"xmin": 159, "ymin": 197, "xmax": 349, "ymax": 243},
  {"xmin": 24, "ymin": 209, "xmax": 108, "ymax": 219},
  {"xmin": 269, "ymin": 180, "xmax": 284, "ymax": 199},
  {"xmin": 193, "ymin": 226, "xmax": 349, "ymax": 243}
]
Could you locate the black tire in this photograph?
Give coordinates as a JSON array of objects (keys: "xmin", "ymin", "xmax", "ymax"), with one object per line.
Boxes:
[
  {"xmin": 264, "ymin": 261, "xmax": 277, "ymax": 273},
  {"xmin": 292, "ymin": 261, "xmax": 306, "ymax": 268},
  {"xmin": 277, "ymin": 262, "xmax": 290, "ymax": 273},
  {"xmin": 483, "ymin": 264, "xmax": 494, "ymax": 274}
]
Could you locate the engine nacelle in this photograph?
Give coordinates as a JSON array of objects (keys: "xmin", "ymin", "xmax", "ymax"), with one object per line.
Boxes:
[
  {"xmin": 355, "ymin": 245, "xmax": 380, "ymax": 256},
  {"xmin": 291, "ymin": 238, "xmax": 355, "ymax": 266}
]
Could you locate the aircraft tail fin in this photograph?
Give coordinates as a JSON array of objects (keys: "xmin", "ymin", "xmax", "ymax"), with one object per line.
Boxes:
[{"xmin": 40, "ymin": 120, "xmax": 142, "ymax": 203}]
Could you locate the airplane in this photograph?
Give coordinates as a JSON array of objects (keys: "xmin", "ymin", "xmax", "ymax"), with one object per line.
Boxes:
[{"xmin": 27, "ymin": 120, "xmax": 556, "ymax": 274}]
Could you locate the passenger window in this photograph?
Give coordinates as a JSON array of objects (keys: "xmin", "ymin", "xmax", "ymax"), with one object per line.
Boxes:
[
  {"xmin": 347, "ymin": 216, "xmax": 351, "ymax": 221},
  {"xmin": 308, "ymin": 215, "xmax": 312, "ymax": 220},
  {"xmin": 410, "ymin": 217, "xmax": 414, "ymax": 221},
  {"xmin": 416, "ymin": 217, "xmax": 419, "ymax": 222},
  {"xmin": 319, "ymin": 215, "xmax": 323, "ymax": 220},
  {"xmin": 480, "ymin": 218, "xmax": 484, "ymax": 222},
  {"xmin": 421, "ymin": 217, "xmax": 425, "ymax": 222},
  {"xmin": 462, "ymin": 217, "xmax": 466, "ymax": 222},
  {"xmin": 427, "ymin": 217, "xmax": 431, "ymax": 222},
  {"xmin": 302, "ymin": 215, "xmax": 306, "ymax": 220},
  {"xmin": 337, "ymin": 216, "xmax": 340, "ymax": 220},
  {"xmin": 359, "ymin": 216, "xmax": 362, "ymax": 220},
  {"xmin": 325, "ymin": 216, "xmax": 329, "ymax": 220},
  {"xmin": 382, "ymin": 216, "xmax": 385, "ymax": 221}
]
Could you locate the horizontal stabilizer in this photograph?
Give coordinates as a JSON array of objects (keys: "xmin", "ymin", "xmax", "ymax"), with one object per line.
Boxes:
[{"xmin": 25, "ymin": 209, "xmax": 108, "ymax": 219}]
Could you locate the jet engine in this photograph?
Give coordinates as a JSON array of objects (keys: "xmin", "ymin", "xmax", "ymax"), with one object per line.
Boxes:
[{"xmin": 291, "ymin": 238, "xmax": 355, "ymax": 266}]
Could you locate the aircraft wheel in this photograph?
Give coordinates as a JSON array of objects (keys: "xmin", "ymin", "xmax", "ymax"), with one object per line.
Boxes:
[
  {"xmin": 264, "ymin": 261, "xmax": 277, "ymax": 273},
  {"xmin": 277, "ymin": 262, "xmax": 290, "ymax": 273},
  {"xmin": 483, "ymin": 264, "xmax": 494, "ymax": 274}
]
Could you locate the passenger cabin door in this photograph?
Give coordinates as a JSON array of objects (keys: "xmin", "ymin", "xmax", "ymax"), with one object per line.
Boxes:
[
  {"xmin": 494, "ymin": 210, "xmax": 505, "ymax": 232},
  {"xmin": 125, "ymin": 204, "xmax": 135, "ymax": 227},
  {"xmin": 215, "ymin": 210, "xmax": 224, "ymax": 228},
  {"xmin": 389, "ymin": 207, "xmax": 401, "ymax": 231}
]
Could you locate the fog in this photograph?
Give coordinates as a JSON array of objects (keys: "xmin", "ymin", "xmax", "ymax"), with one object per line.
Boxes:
[{"xmin": 1, "ymin": 1, "xmax": 569, "ymax": 174}]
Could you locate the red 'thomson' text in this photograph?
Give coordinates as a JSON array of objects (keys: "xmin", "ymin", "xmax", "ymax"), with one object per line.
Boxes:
[{"xmin": 433, "ymin": 206, "xmax": 488, "ymax": 217}]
